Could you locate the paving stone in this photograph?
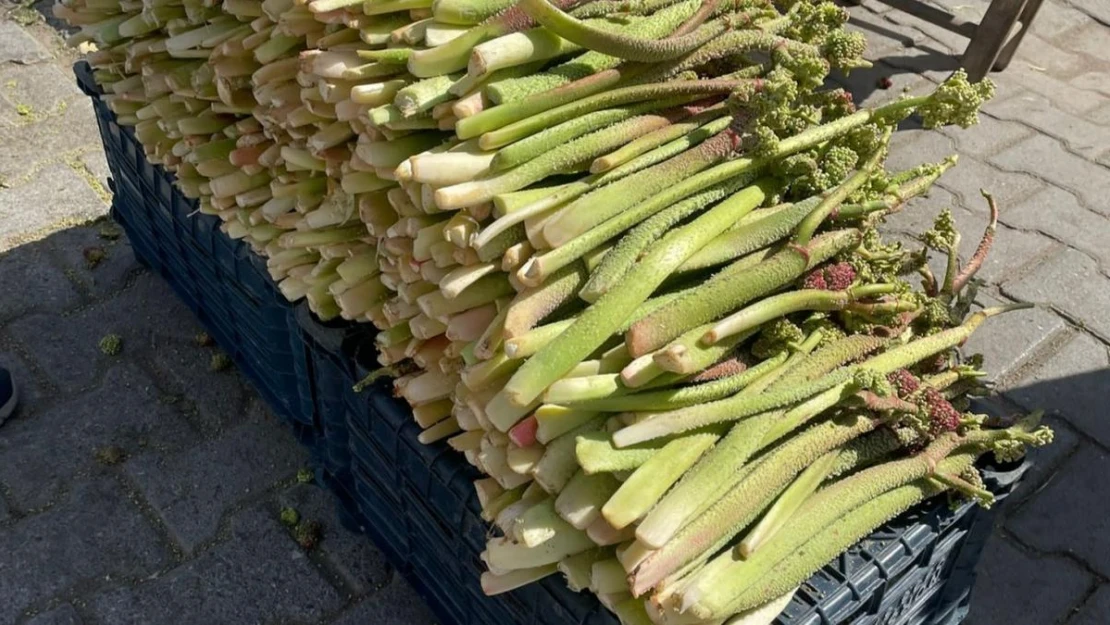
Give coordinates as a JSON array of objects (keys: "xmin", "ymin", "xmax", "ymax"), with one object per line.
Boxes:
[
  {"xmin": 7, "ymin": 272, "xmax": 199, "ymax": 392},
  {"xmin": 0, "ymin": 162, "xmax": 108, "ymax": 251},
  {"xmin": 935, "ymin": 155, "xmax": 1044, "ymax": 214},
  {"xmin": 0, "ymin": 62, "xmax": 82, "ymax": 126},
  {"xmin": 830, "ymin": 60, "xmax": 929, "ymax": 109},
  {"xmin": 0, "ymin": 494, "xmax": 10, "ymax": 523},
  {"xmin": 1068, "ymin": 584, "xmax": 1110, "ymax": 625},
  {"xmin": 25, "ymin": 604, "xmax": 83, "ymax": 625},
  {"xmin": 124, "ymin": 421, "xmax": 307, "ymax": 554},
  {"xmin": 989, "ymin": 89, "xmax": 1110, "ymax": 160},
  {"xmin": 963, "ymin": 293, "xmax": 1066, "ymax": 381},
  {"xmin": 1004, "ymin": 248, "xmax": 1110, "ymax": 342},
  {"xmin": 0, "ymin": 21, "xmax": 52, "ymax": 65},
  {"xmin": 990, "ymin": 135, "xmax": 1110, "ymax": 215},
  {"xmin": 1008, "ymin": 445, "xmax": 1110, "ymax": 577},
  {"xmin": 994, "ymin": 65, "xmax": 1108, "ymax": 115},
  {"xmin": 0, "ymin": 349, "xmax": 44, "ymax": 420},
  {"xmin": 1067, "ymin": 0, "xmax": 1110, "ymax": 23},
  {"xmin": 330, "ymin": 574, "xmax": 437, "ymax": 625},
  {"xmin": 1005, "ymin": 33, "xmax": 1091, "ymax": 78},
  {"xmin": 89, "ymin": 506, "xmax": 343, "ymax": 625},
  {"xmin": 278, "ymin": 483, "xmax": 391, "ymax": 596},
  {"xmin": 0, "ymin": 243, "xmax": 80, "ymax": 321},
  {"xmin": 40, "ymin": 224, "xmax": 140, "ymax": 298},
  {"xmin": 879, "ymin": 5, "xmax": 968, "ymax": 53},
  {"xmin": 1005, "ymin": 331, "xmax": 1110, "ymax": 447},
  {"xmin": 956, "ymin": 218, "xmax": 1057, "ymax": 287},
  {"xmin": 0, "ymin": 97, "xmax": 102, "ymax": 182},
  {"xmin": 1003, "ymin": 185, "xmax": 1110, "ymax": 271},
  {"xmin": 845, "ymin": 14, "xmax": 915, "ymax": 60},
  {"xmin": 967, "ymin": 535, "xmax": 1093, "ymax": 625},
  {"xmin": 149, "ymin": 335, "xmax": 250, "ymax": 433},
  {"xmin": 1067, "ymin": 20, "xmax": 1110, "ymax": 62},
  {"xmin": 940, "ymin": 114, "xmax": 1034, "ymax": 160},
  {"xmin": 1026, "ymin": 0, "xmax": 1092, "ymax": 39},
  {"xmin": 77, "ymin": 147, "xmax": 111, "ymax": 194},
  {"xmin": 880, "ymin": 184, "xmax": 961, "ymax": 236},
  {"xmin": 0, "ymin": 365, "xmax": 198, "ymax": 510},
  {"xmin": 1070, "ymin": 71, "xmax": 1110, "ymax": 98},
  {"xmin": 884, "ymin": 125, "xmax": 957, "ymax": 173},
  {"xmin": 0, "ymin": 477, "xmax": 171, "ymax": 625}
]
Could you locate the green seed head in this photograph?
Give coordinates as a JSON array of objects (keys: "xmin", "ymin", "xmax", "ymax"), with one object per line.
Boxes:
[
  {"xmin": 296, "ymin": 468, "xmax": 314, "ymax": 484},
  {"xmin": 751, "ymin": 318, "xmax": 805, "ymax": 358},
  {"xmin": 917, "ymin": 69, "xmax": 995, "ymax": 129},
  {"xmin": 210, "ymin": 352, "xmax": 233, "ymax": 372},
  {"xmin": 821, "ymin": 30, "xmax": 868, "ymax": 70}
]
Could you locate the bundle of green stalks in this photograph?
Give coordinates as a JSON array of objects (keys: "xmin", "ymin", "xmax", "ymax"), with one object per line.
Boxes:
[{"xmin": 65, "ymin": 0, "xmax": 1054, "ymax": 621}]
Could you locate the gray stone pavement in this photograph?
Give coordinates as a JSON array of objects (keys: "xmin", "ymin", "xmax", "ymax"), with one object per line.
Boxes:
[{"xmin": 0, "ymin": 1, "xmax": 1107, "ymax": 624}]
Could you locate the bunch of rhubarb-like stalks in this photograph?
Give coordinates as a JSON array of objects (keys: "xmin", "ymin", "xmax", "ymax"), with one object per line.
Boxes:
[{"xmin": 64, "ymin": 0, "xmax": 1054, "ymax": 621}]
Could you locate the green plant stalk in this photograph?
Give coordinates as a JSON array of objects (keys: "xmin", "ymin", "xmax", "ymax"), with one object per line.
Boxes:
[
  {"xmin": 520, "ymin": 0, "xmax": 728, "ymax": 61},
  {"xmin": 580, "ymin": 173, "xmax": 752, "ymax": 303},
  {"xmin": 492, "ymin": 104, "xmax": 681, "ymax": 172},
  {"xmin": 477, "ymin": 223, "xmax": 527, "ymax": 263},
  {"xmin": 504, "ymin": 289, "xmax": 682, "ymax": 359},
  {"xmin": 485, "ymin": 528, "xmax": 595, "ymax": 570},
  {"xmin": 575, "ymin": 430, "xmax": 667, "ymax": 473},
  {"xmin": 687, "ymin": 446, "xmax": 985, "ymax": 617},
  {"xmin": 523, "ymin": 140, "xmax": 760, "ymax": 285},
  {"xmin": 502, "ymin": 181, "xmax": 775, "ymax": 410},
  {"xmin": 364, "ymin": 0, "xmax": 434, "ymax": 15},
  {"xmin": 652, "ymin": 325, "xmax": 759, "ymax": 376},
  {"xmin": 535, "ymin": 405, "xmax": 601, "ymax": 443},
  {"xmin": 556, "ymin": 470, "xmax": 622, "ymax": 529},
  {"xmin": 592, "ymin": 558, "xmax": 631, "ymax": 594},
  {"xmin": 558, "ymin": 548, "xmax": 612, "ymax": 591},
  {"xmin": 602, "ymin": 422, "xmax": 730, "ymax": 529},
  {"xmin": 481, "ymin": 564, "xmax": 559, "ymax": 595},
  {"xmin": 418, "ymin": 274, "xmax": 515, "ymax": 320},
  {"xmin": 504, "ymin": 261, "xmax": 588, "ymax": 338},
  {"xmin": 766, "ymin": 335, "xmax": 888, "ymax": 392},
  {"xmin": 563, "ymin": 350, "xmax": 787, "ymax": 412},
  {"xmin": 736, "ymin": 449, "xmax": 840, "ymax": 558},
  {"xmin": 513, "ymin": 498, "xmax": 565, "ymax": 547},
  {"xmin": 620, "ymin": 306, "xmax": 1017, "ymax": 446},
  {"xmin": 533, "ymin": 418, "xmax": 605, "ymax": 493},
  {"xmin": 629, "ymin": 411, "xmax": 883, "ymax": 593},
  {"xmin": 704, "ymin": 284, "xmax": 900, "ymax": 344},
  {"xmin": 482, "ymin": 483, "xmax": 528, "ymax": 522},
  {"xmin": 677, "ymin": 196, "xmax": 820, "ymax": 272},
  {"xmin": 591, "ymin": 103, "xmax": 726, "ymax": 172},
  {"xmin": 437, "ymin": 115, "xmax": 674, "ymax": 209},
  {"xmin": 478, "ymin": 78, "xmax": 744, "ymax": 150},
  {"xmin": 433, "ymin": 0, "xmax": 516, "ymax": 24},
  {"xmin": 626, "ymin": 229, "xmax": 861, "ymax": 357},
  {"xmin": 395, "ymin": 73, "xmax": 463, "ymax": 117},
  {"xmin": 469, "ymin": 26, "xmax": 585, "ymax": 78}
]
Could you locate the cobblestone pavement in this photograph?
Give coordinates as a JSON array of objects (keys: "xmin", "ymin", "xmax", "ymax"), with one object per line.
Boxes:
[{"xmin": 0, "ymin": 0, "xmax": 1107, "ymax": 623}]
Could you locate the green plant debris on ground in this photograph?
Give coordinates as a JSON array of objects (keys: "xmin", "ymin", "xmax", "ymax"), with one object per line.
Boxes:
[{"xmin": 98, "ymin": 334, "xmax": 122, "ymax": 356}]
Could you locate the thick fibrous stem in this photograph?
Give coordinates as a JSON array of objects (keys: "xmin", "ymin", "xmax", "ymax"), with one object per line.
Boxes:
[
  {"xmin": 951, "ymin": 190, "xmax": 999, "ymax": 293},
  {"xmin": 501, "ymin": 181, "xmax": 775, "ymax": 411}
]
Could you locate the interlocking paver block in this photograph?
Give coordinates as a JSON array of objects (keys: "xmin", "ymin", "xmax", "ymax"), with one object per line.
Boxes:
[
  {"xmin": 25, "ymin": 604, "xmax": 83, "ymax": 625},
  {"xmin": 0, "ymin": 22, "xmax": 51, "ymax": 65},
  {"xmin": 0, "ymin": 477, "xmax": 171, "ymax": 625},
  {"xmin": 124, "ymin": 421, "xmax": 307, "ymax": 554},
  {"xmin": 993, "ymin": 136, "xmax": 1110, "ymax": 217},
  {"xmin": 1008, "ymin": 445, "xmax": 1110, "ymax": 577},
  {"xmin": 994, "ymin": 66, "xmax": 1108, "ymax": 115},
  {"xmin": 1068, "ymin": 585, "xmax": 1110, "ymax": 625},
  {"xmin": 40, "ymin": 224, "xmax": 141, "ymax": 298},
  {"xmin": 150, "ymin": 337, "xmax": 250, "ymax": 433},
  {"xmin": 88, "ymin": 507, "xmax": 343, "ymax": 625},
  {"xmin": 941, "ymin": 114, "xmax": 1033, "ymax": 160},
  {"xmin": 0, "ymin": 162, "xmax": 107, "ymax": 251},
  {"xmin": 936, "ymin": 155, "xmax": 1043, "ymax": 214},
  {"xmin": 1002, "ymin": 185, "xmax": 1110, "ymax": 271},
  {"xmin": 0, "ymin": 243, "xmax": 80, "ymax": 322},
  {"xmin": 279, "ymin": 484, "xmax": 391, "ymax": 596},
  {"xmin": 0, "ymin": 62, "xmax": 82, "ymax": 125},
  {"xmin": 1006, "ymin": 330, "xmax": 1110, "ymax": 448},
  {"xmin": 330, "ymin": 574, "xmax": 437, "ymax": 625},
  {"xmin": 0, "ymin": 97, "xmax": 102, "ymax": 181},
  {"xmin": 967, "ymin": 536, "xmax": 1093, "ymax": 625},
  {"xmin": 0, "ymin": 364, "xmax": 198, "ymax": 510},
  {"xmin": 989, "ymin": 90, "xmax": 1110, "ymax": 160},
  {"xmin": 1004, "ymin": 248, "xmax": 1110, "ymax": 342},
  {"xmin": 7, "ymin": 271, "xmax": 200, "ymax": 393},
  {"xmin": 962, "ymin": 293, "xmax": 1065, "ymax": 381}
]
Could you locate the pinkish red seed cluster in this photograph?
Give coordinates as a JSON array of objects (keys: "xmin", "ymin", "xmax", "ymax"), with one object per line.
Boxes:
[
  {"xmin": 887, "ymin": 369, "xmax": 920, "ymax": 397},
  {"xmin": 922, "ymin": 387, "xmax": 961, "ymax": 435},
  {"xmin": 802, "ymin": 262, "xmax": 857, "ymax": 291}
]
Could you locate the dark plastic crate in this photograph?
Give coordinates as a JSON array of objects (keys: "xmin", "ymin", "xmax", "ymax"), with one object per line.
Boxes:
[{"xmin": 78, "ymin": 60, "xmax": 1026, "ymax": 625}]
